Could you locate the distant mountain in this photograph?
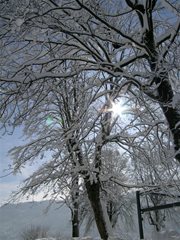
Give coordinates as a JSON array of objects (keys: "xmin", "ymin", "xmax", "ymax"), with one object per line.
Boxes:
[{"xmin": 0, "ymin": 200, "xmax": 180, "ymax": 240}]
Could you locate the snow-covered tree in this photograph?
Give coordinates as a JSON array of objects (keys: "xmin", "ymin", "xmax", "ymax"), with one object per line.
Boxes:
[
  {"xmin": 0, "ymin": 0, "xmax": 180, "ymax": 239},
  {"xmin": 129, "ymin": 116, "xmax": 180, "ymax": 232}
]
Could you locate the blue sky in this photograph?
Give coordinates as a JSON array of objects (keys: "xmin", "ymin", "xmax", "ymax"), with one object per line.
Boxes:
[
  {"xmin": 0, "ymin": 127, "xmax": 24, "ymax": 204},
  {"xmin": 0, "ymin": 127, "xmax": 43, "ymax": 205}
]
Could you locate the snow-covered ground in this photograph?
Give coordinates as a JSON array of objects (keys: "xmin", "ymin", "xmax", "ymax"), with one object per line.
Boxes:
[{"xmin": 36, "ymin": 234, "xmax": 180, "ymax": 240}]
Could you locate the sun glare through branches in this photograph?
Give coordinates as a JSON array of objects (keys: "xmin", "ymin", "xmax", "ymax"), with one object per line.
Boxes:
[
  {"xmin": 102, "ymin": 97, "xmax": 128, "ymax": 120},
  {"xmin": 109, "ymin": 99, "xmax": 127, "ymax": 118}
]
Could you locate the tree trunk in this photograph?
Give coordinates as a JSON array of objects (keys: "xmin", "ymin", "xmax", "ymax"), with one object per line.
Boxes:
[
  {"xmin": 107, "ymin": 201, "xmax": 113, "ymax": 223},
  {"xmin": 155, "ymin": 74, "xmax": 180, "ymax": 162},
  {"xmin": 148, "ymin": 61, "xmax": 180, "ymax": 163},
  {"xmin": 71, "ymin": 135, "xmax": 113, "ymax": 239},
  {"xmin": 72, "ymin": 201, "xmax": 79, "ymax": 237},
  {"xmin": 71, "ymin": 175, "xmax": 80, "ymax": 238},
  {"xmin": 85, "ymin": 179, "xmax": 113, "ymax": 240},
  {"xmin": 131, "ymin": 0, "xmax": 180, "ymax": 163},
  {"xmin": 155, "ymin": 210, "xmax": 161, "ymax": 232}
]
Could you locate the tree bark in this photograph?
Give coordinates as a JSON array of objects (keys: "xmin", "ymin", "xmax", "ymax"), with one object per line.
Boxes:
[
  {"xmin": 128, "ymin": 0, "xmax": 180, "ymax": 162},
  {"xmin": 153, "ymin": 73, "xmax": 180, "ymax": 162},
  {"xmin": 85, "ymin": 179, "xmax": 113, "ymax": 240},
  {"xmin": 72, "ymin": 200, "xmax": 79, "ymax": 237},
  {"xmin": 69, "ymin": 139, "xmax": 113, "ymax": 239},
  {"xmin": 148, "ymin": 46, "xmax": 180, "ymax": 163},
  {"xmin": 71, "ymin": 175, "xmax": 80, "ymax": 237}
]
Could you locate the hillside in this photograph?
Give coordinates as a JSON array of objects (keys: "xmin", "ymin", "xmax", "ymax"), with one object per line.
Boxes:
[
  {"xmin": 0, "ymin": 200, "xmax": 180, "ymax": 240},
  {"xmin": 0, "ymin": 201, "xmax": 72, "ymax": 240}
]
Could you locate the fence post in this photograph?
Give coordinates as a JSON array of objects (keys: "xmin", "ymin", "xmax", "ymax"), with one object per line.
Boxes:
[{"xmin": 136, "ymin": 191, "xmax": 144, "ymax": 239}]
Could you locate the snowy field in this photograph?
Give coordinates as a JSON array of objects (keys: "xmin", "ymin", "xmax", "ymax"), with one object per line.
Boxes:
[{"xmin": 35, "ymin": 234, "xmax": 180, "ymax": 240}]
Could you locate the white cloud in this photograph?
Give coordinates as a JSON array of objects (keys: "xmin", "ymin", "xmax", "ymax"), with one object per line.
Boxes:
[
  {"xmin": 0, "ymin": 182, "xmax": 51, "ymax": 206},
  {"xmin": 0, "ymin": 182, "xmax": 19, "ymax": 205}
]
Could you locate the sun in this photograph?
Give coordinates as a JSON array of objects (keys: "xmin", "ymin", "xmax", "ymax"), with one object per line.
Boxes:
[
  {"xmin": 103, "ymin": 98, "xmax": 127, "ymax": 118},
  {"xmin": 110, "ymin": 100, "xmax": 126, "ymax": 117}
]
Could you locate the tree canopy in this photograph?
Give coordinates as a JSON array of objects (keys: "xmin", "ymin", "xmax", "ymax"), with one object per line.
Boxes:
[{"xmin": 0, "ymin": 0, "xmax": 179, "ymax": 239}]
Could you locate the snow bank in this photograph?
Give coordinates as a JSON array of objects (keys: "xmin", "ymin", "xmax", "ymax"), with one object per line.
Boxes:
[
  {"xmin": 35, "ymin": 238, "xmax": 56, "ymax": 240},
  {"xmin": 151, "ymin": 229, "xmax": 180, "ymax": 240},
  {"xmin": 36, "ymin": 238, "xmax": 124, "ymax": 240},
  {"xmin": 36, "ymin": 235, "xmax": 180, "ymax": 240}
]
